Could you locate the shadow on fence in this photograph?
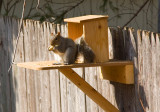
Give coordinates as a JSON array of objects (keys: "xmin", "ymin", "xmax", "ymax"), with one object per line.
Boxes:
[
  {"xmin": 109, "ymin": 27, "xmax": 148, "ymax": 112},
  {"xmin": 0, "ymin": 16, "xmax": 17, "ymax": 112}
]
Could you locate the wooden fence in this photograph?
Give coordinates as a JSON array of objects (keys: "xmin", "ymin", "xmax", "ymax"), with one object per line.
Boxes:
[{"xmin": 0, "ymin": 16, "xmax": 160, "ymax": 112}]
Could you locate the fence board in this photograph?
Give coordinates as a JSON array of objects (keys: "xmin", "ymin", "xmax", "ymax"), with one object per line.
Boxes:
[
  {"xmin": 0, "ymin": 17, "xmax": 12, "ymax": 112},
  {"xmin": 33, "ymin": 21, "xmax": 41, "ymax": 112},
  {"xmin": 151, "ymin": 32, "xmax": 157, "ymax": 112},
  {"xmin": 41, "ymin": 22, "xmax": 51, "ymax": 112},
  {"xmin": 85, "ymin": 67, "xmax": 99, "ymax": 112},
  {"xmin": 23, "ymin": 20, "xmax": 36, "ymax": 112},
  {"xmin": 11, "ymin": 18, "xmax": 28, "ymax": 112},
  {"xmin": 122, "ymin": 28, "xmax": 137, "ymax": 112},
  {"xmin": 155, "ymin": 34, "xmax": 160, "ymax": 111}
]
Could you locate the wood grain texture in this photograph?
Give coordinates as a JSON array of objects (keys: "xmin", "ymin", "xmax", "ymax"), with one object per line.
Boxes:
[
  {"xmin": 58, "ymin": 68, "xmax": 119, "ymax": 112},
  {"xmin": 0, "ymin": 17, "xmax": 14, "ymax": 112},
  {"xmin": 11, "ymin": 18, "xmax": 28, "ymax": 112},
  {"xmin": 23, "ymin": 20, "xmax": 36, "ymax": 112},
  {"xmin": 100, "ymin": 27, "xmax": 134, "ymax": 84},
  {"xmin": 101, "ymin": 65, "xmax": 134, "ymax": 84},
  {"xmin": 64, "ymin": 15, "xmax": 108, "ymax": 23},
  {"xmin": 85, "ymin": 67, "xmax": 99, "ymax": 112},
  {"xmin": 67, "ymin": 22, "xmax": 83, "ymax": 40},
  {"xmin": 83, "ymin": 19, "xmax": 109, "ymax": 62},
  {"xmin": 17, "ymin": 61, "xmax": 133, "ymax": 70}
]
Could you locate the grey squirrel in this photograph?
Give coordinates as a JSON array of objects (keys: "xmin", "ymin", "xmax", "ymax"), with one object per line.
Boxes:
[{"xmin": 48, "ymin": 32, "xmax": 95, "ymax": 64}]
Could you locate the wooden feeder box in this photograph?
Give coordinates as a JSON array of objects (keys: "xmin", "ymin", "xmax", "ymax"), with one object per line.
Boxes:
[
  {"xmin": 64, "ymin": 15, "xmax": 109, "ymax": 62},
  {"xmin": 17, "ymin": 15, "xmax": 134, "ymax": 112},
  {"xmin": 64, "ymin": 15, "xmax": 134, "ymax": 84}
]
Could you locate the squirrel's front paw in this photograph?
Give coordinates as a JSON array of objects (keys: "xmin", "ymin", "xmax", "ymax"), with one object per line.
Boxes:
[
  {"xmin": 63, "ymin": 62, "xmax": 69, "ymax": 65},
  {"xmin": 52, "ymin": 62, "xmax": 61, "ymax": 65}
]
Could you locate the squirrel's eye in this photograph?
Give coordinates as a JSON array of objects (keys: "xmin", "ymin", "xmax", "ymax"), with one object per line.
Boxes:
[{"xmin": 55, "ymin": 38, "xmax": 58, "ymax": 40}]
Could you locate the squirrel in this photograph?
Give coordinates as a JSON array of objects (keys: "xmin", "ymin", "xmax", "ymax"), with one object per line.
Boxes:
[
  {"xmin": 48, "ymin": 32, "xmax": 95, "ymax": 64},
  {"xmin": 48, "ymin": 32, "xmax": 77, "ymax": 65}
]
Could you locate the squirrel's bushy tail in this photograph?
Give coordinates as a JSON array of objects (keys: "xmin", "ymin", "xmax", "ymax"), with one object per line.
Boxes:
[{"xmin": 78, "ymin": 37, "xmax": 95, "ymax": 63}]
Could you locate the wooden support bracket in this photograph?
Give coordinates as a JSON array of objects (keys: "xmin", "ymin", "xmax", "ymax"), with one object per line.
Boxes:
[{"xmin": 58, "ymin": 68, "xmax": 119, "ymax": 112}]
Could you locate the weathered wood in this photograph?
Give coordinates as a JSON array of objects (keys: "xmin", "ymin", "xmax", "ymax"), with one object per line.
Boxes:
[
  {"xmin": 40, "ymin": 22, "xmax": 52, "ymax": 112},
  {"xmin": 23, "ymin": 19, "xmax": 37, "ymax": 112},
  {"xmin": 85, "ymin": 67, "xmax": 99, "ymax": 112},
  {"xmin": 155, "ymin": 33, "xmax": 160, "ymax": 112},
  {"xmin": 0, "ymin": 17, "xmax": 13, "ymax": 112},
  {"xmin": 121, "ymin": 27, "xmax": 137, "ymax": 112},
  {"xmin": 58, "ymin": 68, "xmax": 119, "ymax": 112},
  {"xmin": 150, "ymin": 32, "xmax": 157, "ymax": 112},
  {"xmin": 11, "ymin": 18, "xmax": 28, "ymax": 112}
]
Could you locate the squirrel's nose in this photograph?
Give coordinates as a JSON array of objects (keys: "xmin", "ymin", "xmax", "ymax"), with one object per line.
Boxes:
[{"xmin": 48, "ymin": 46, "xmax": 54, "ymax": 51}]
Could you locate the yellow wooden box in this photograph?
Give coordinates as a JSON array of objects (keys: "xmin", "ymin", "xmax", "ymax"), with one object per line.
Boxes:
[{"xmin": 64, "ymin": 15, "xmax": 134, "ymax": 84}]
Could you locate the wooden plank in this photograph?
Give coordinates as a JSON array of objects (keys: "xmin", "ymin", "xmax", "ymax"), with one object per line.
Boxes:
[
  {"xmin": 150, "ymin": 32, "xmax": 157, "ymax": 112},
  {"xmin": 101, "ymin": 65, "xmax": 134, "ymax": 84},
  {"xmin": 155, "ymin": 33, "xmax": 160, "ymax": 111},
  {"xmin": 23, "ymin": 20, "xmax": 36, "ymax": 112},
  {"xmin": 59, "ymin": 71, "xmax": 68, "ymax": 112},
  {"xmin": 73, "ymin": 68, "xmax": 86, "ymax": 112},
  {"xmin": 40, "ymin": 21, "xmax": 52, "ymax": 112},
  {"xmin": 85, "ymin": 67, "xmax": 99, "ymax": 112},
  {"xmin": 33, "ymin": 21, "xmax": 41, "ymax": 112},
  {"xmin": 64, "ymin": 15, "xmax": 108, "ymax": 23},
  {"xmin": 11, "ymin": 18, "xmax": 28, "ymax": 112},
  {"xmin": 137, "ymin": 30, "xmax": 150, "ymax": 111},
  {"xmin": 17, "ymin": 61, "xmax": 133, "ymax": 70},
  {"xmin": 83, "ymin": 19, "xmax": 109, "ymax": 62},
  {"xmin": 58, "ymin": 68, "xmax": 119, "ymax": 112},
  {"xmin": 108, "ymin": 28, "xmax": 114, "ymax": 59},
  {"xmin": 0, "ymin": 16, "xmax": 12, "ymax": 112},
  {"xmin": 142, "ymin": 31, "xmax": 151, "ymax": 112},
  {"xmin": 67, "ymin": 68, "xmax": 81, "ymax": 112},
  {"xmin": 67, "ymin": 22, "xmax": 83, "ymax": 40},
  {"xmin": 122, "ymin": 28, "xmax": 137, "ymax": 111}
]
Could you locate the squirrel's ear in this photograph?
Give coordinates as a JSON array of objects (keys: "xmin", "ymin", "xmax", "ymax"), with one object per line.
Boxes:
[
  {"xmin": 57, "ymin": 32, "xmax": 61, "ymax": 36},
  {"xmin": 51, "ymin": 33, "xmax": 54, "ymax": 36}
]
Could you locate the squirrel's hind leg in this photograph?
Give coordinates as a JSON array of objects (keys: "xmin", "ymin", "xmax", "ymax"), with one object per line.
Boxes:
[{"xmin": 63, "ymin": 47, "xmax": 76, "ymax": 65}]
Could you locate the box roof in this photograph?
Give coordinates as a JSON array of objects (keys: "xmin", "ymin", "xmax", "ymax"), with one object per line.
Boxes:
[{"xmin": 64, "ymin": 15, "xmax": 108, "ymax": 23}]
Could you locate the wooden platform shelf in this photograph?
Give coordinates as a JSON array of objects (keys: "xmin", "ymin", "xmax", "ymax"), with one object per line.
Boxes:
[
  {"xmin": 17, "ymin": 60, "xmax": 132, "ymax": 70},
  {"xmin": 17, "ymin": 60, "xmax": 134, "ymax": 112}
]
